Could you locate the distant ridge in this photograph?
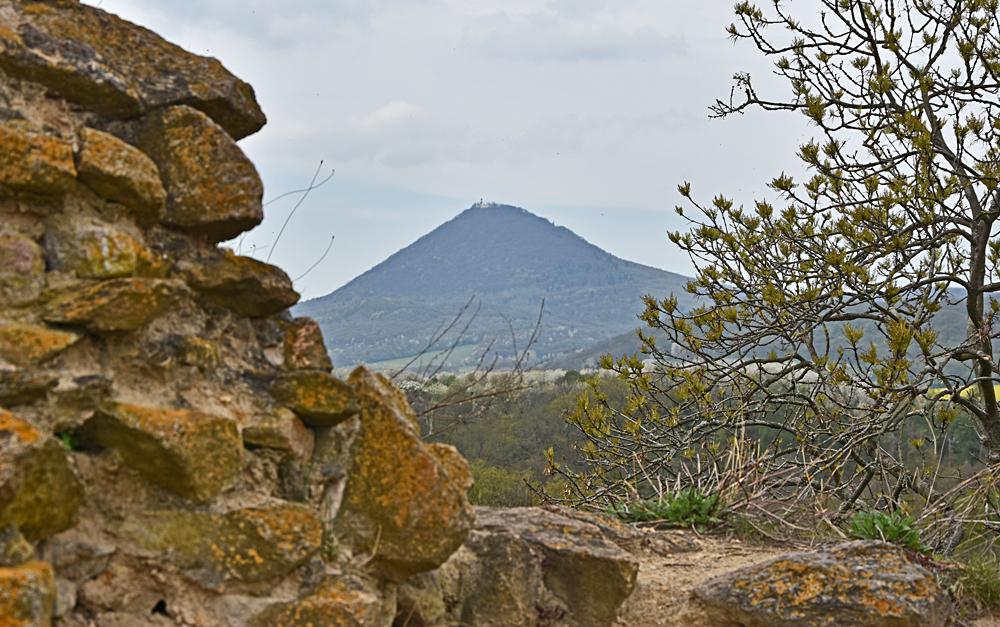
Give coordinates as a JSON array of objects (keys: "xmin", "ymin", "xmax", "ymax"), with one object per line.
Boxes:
[{"xmin": 294, "ymin": 203, "xmax": 694, "ymax": 368}]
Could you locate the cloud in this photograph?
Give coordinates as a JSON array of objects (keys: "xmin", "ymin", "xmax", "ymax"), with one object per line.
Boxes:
[
  {"xmin": 351, "ymin": 101, "xmax": 421, "ymax": 132},
  {"xmin": 467, "ymin": 14, "xmax": 687, "ymax": 63}
]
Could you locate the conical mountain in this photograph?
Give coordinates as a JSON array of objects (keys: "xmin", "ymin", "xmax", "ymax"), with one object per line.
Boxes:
[{"xmin": 295, "ymin": 202, "xmax": 692, "ymax": 367}]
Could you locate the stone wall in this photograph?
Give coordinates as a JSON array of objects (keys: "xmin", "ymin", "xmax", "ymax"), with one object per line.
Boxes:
[{"xmin": 0, "ymin": 2, "xmax": 473, "ymax": 625}]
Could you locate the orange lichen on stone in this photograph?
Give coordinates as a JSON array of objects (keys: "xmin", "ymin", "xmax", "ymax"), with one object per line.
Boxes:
[
  {"xmin": 0, "ymin": 120, "xmax": 76, "ymax": 196},
  {"xmin": 178, "ymin": 249, "xmax": 299, "ymax": 317},
  {"xmin": 76, "ymin": 127, "xmax": 166, "ymax": 222},
  {"xmin": 0, "ymin": 409, "xmax": 40, "ymax": 445},
  {"xmin": 81, "ymin": 402, "xmax": 242, "ymax": 502},
  {"xmin": 42, "ymin": 277, "xmax": 186, "ymax": 332},
  {"xmin": 0, "ymin": 321, "xmax": 78, "ymax": 367},
  {"xmin": 119, "ymin": 503, "xmax": 322, "ymax": 584},
  {"xmin": 137, "ymin": 106, "xmax": 263, "ymax": 242},
  {"xmin": 693, "ymin": 541, "xmax": 951, "ymax": 626},
  {"xmin": 249, "ymin": 576, "xmax": 386, "ymax": 627},
  {"xmin": 269, "ymin": 370, "xmax": 358, "ymax": 427},
  {"xmin": 0, "ymin": 1, "xmax": 265, "ymax": 138},
  {"xmin": 0, "ymin": 561, "xmax": 55, "ymax": 626},
  {"xmin": 331, "ymin": 367, "xmax": 473, "ymax": 582}
]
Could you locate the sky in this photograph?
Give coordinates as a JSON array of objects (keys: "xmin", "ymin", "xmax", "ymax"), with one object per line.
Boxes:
[{"xmin": 83, "ymin": 0, "xmax": 812, "ymax": 299}]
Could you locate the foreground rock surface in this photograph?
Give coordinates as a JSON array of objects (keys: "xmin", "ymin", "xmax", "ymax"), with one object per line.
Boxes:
[
  {"xmin": 692, "ymin": 541, "xmax": 951, "ymax": 627},
  {"xmin": 398, "ymin": 506, "xmax": 639, "ymax": 627}
]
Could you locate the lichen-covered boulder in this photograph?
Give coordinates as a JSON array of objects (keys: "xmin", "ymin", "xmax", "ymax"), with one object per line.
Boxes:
[
  {"xmin": 242, "ymin": 408, "xmax": 315, "ymax": 461},
  {"xmin": 76, "ymin": 127, "xmax": 166, "ymax": 222},
  {"xmin": 80, "ymin": 402, "xmax": 242, "ymax": 503},
  {"xmin": 42, "ymin": 277, "xmax": 186, "ymax": 332},
  {"xmin": 0, "ymin": 560, "xmax": 55, "ymax": 626},
  {"xmin": 119, "ymin": 503, "xmax": 322, "ymax": 584},
  {"xmin": 397, "ymin": 506, "xmax": 638, "ymax": 627},
  {"xmin": 137, "ymin": 106, "xmax": 263, "ymax": 242},
  {"xmin": 0, "ymin": 1, "xmax": 265, "ymax": 139},
  {"xmin": 0, "ymin": 120, "xmax": 75, "ymax": 196},
  {"xmin": 0, "ymin": 231, "xmax": 45, "ymax": 306},
  {"xmin": 0, "ymin": 410, "xmax": 82, "ymax": 542},
  {"xmin": 692, "ymin": 541, "xmax": 951, "ymax": 627},
  {"xmin": 331, "ymin": 367, "xmax": 473, "ymax": 582},
  {"xmin": 269, "ymin": 371, "xmax": 358, "ymax": 427},
  {"xmin": 44, "ymin": 214, "xmax": 160, "ymax": 280},
  {"xmin": 0, "ymin": 321, "xmax": 79, "ymax": 367},
  {"xmin": 282, "ymin": 317, "xmax": 333, "ymax": 371},
  {"xmin": 178, "ymin": 249, "xmax": 299, "ymax": 317},
  {"xmin": 250, "ymin": 575, "xmax": 394, "ymax": 627}
]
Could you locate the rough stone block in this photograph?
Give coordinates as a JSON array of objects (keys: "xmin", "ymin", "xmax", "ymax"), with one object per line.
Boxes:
[
  {"xmin": 0, "ymin": 231, "xmax": 45, "ymax": 306},
  {"xmin": 0, "ymin": 2, "xmax": 265, "ymax": 139},
  {"xmin": 44, "ymin": 214, "xmax": 157, "ymax": 280},
  {"xmin": 242, "ymin": 408, "xmax": 315, "ymax": 461},
  {"xmin": 76, "ymin": 128, "xmax": 166, "ymax": 223},
  {"xmin": 332, "ymin": 367, "xmax": 474, "ymax": 582},
  {"xmin": 250, "ymin": 575, "xmax": 392, "ymax": 627},
  {"xmin": 120, "ymin": 504, "xmax": 322, "ymax": 584},
  {"xmin": 269, "ymin": 371, "xmax": 358, "ymax": 427},
  {"xmin": 282, "ymin": 318, "xmax": 333, "ymax": 371},
  {"xmin": 178, "ymin": 249, "xmax": 299, "ymax": 317},
  {"xmin": 81, "ymin": 402, "xmax": 242, "ymax": 503},
  {"xmin": 42, "ymin": 278, "xmax": 186, "ymax": 332},
  {"xmin": 137, "ymin": 106, "xmax": 263, "ymax": 242},
  {"xmin": 0, "ymin": 321, "xmax": 79, "ymax": 367},
  {"xmin": 0, "ymin": 121, "xmax": 75, "ymax": 196},
  {"xmin": 692, "ymin": 541, "xmax": 952, "ymax": 627},
  {"xmin": 0, "ymin": 410, "xmax": 82, "ymax": 542},
  {"xmin": 0, "ymin": 370, "xmax": 57, "ymax": 406}
]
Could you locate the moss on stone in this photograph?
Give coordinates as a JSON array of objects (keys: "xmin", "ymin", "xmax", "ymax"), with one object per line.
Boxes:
[
  {"xmin": 81, "ymin": 402, "xmax": 242, "ymax": 503},
  {"xmin": 0, "ymin": 410, "xmax": 83, "ymax": 542},
  {"xmin": 42, "ymin": 277, "xmax": 186, "ymax": 332}
]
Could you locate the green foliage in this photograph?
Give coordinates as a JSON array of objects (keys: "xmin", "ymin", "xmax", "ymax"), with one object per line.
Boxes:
[
  {"xmin": 606, "ymin": 488, "xmax": 722, "ymax": 529},
  {"xmin": 847, "ymin": 510, "xmax": 927, "ymax": 553},
  {"xmin": 468, "ymin": 460, "xmax": 536, "ymax": 507},
  {"xmin": 957, "ymin": 555, "xmax": 1000, "ymax": 612},
  {"xmin": 57, "ymin": 431, "xmax": 79, "ymax": 451}
]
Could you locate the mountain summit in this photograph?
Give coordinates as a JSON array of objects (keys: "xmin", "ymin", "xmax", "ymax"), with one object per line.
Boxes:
[{"xmin": 295, "ymin": 203, "xmax": 692, "ymax": 367}]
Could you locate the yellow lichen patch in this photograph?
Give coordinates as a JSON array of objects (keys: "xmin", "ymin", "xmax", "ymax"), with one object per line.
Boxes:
[
  {"xmin": 137, "ymin": 106, "xmax": 263, "ymax": 242},
  {"xmin": 82, "ymin": 402, "xmax": 242, "ymax": 502},
  {"xmin": 0, "ymin": 321, "xmax": 79, "ymax": 367},
  {"xmin": 0, "ymin": 121, "xmax": 76, "ymax": 196},
  {"xmin": 119, "ymin": 504, "xmax": 322, "ymax": 584},
  {"xmin": 332, "ymin": 367, "xmax": 473, "ymax": 582},
  {"xmin": 694, "ymin": 541, "xmax": 951, "ymax": 626},
  {"xmin": 42, "ymin": 277, "xmax": 186, "ymax": 332},
  {"xmin": 269, "ymin": 371, "xmax": 357, "ymax": 426},
  {"xmin": 180, "ymin": 249, "xmax": 299, "ymax": 317},
  {"xmin": 0, "ymin": 411, "xmax": 82, "ymax": 541},
  {"xmin": 76, "ymin": 127, "xmax": 165, "ymax": 222},
  {"xmin": 1, "ymin": 2, "xmax": 264, "ymax": 138},
  {"xmin": 0, "ymin": 561, "xmax": 55, "ymax": 626}
]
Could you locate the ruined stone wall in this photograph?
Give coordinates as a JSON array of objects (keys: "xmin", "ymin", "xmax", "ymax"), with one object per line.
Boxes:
[{"xmin": 0, "ymin": 2, "xmax": 473, "ymax": 625}]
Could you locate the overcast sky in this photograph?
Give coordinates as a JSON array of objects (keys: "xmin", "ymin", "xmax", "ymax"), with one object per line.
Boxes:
[{"xmin": 84, "ymin": 1, "xmax": 811, "ymax": 299}]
